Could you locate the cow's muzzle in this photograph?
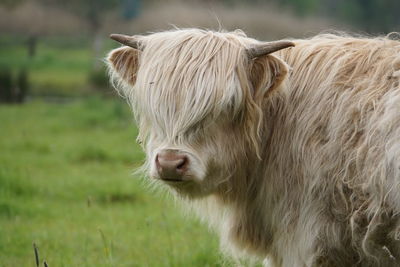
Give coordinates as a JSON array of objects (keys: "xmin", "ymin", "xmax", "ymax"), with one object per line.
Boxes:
[{"xmin": 155, "ymin": 149, "xmax": 189, "ymax": 182}]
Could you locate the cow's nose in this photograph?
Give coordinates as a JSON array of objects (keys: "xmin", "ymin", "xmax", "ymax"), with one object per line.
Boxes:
[{"xmin": 155, "ymin": 150, "xmax": 188, "ymax": 181}]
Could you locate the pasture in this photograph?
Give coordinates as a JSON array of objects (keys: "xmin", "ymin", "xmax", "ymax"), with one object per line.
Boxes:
[
  {"xmin": 0, "ymin": 37, "xmax": 97, "ymax": 97},
  {"xmin": 0, "ymin": 97, "xmax": 223, "ymax": 266}
]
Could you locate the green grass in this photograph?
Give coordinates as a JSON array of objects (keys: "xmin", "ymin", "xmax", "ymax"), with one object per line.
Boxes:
[
  {"xmin": 0, "ymin": 37, "xmax": 115, "ymax": 96},
  {"xmin": 0, "ymin": 97, "xmax": 223, "ymax": 266}
]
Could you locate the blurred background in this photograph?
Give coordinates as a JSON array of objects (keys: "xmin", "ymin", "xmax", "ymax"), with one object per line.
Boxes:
[{"xmin": 0, "ymin": 0, "xmax": 399, "ymax": 266}]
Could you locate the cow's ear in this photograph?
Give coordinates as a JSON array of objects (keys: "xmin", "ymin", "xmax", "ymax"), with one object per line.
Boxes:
[
  {"xmin": 249, "ymin": 54, "xmax": 289, "ymax": 98},
  {"xmin": 107, "ymin": 46, "xmax": 140, "ymax": 86}
]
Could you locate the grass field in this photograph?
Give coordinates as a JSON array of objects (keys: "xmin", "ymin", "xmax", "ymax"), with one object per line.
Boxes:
[
  {"xmin": 0, "ymin": 37, "xmax": 113, "ymax": 97},
  {"xmin": 0, "ymin": 97, "xmax": 224, "ymax": 266}
]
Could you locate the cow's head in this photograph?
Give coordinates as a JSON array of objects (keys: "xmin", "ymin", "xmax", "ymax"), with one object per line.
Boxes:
[{"xmin": 107, "ymin": 29, "xmax": 293, "ymax": 198}]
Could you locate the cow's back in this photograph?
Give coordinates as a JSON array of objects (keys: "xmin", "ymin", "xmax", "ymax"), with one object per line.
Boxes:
[{"xmin": 270, "ymin": 35, "xmax": 400, "ymax": 265}]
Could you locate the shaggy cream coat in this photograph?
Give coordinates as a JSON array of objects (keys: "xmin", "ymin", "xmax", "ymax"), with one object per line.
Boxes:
[{"xmin": 107, "ymin": 29, "xmax": 400, "ymax": 267}]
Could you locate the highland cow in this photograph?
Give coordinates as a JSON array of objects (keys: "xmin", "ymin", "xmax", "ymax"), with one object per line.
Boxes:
[{"xmin": 107, "ymin": 29, "xmax": 400, "ymax": 266}]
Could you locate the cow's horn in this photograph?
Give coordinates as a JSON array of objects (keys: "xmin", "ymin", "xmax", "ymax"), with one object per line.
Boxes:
[
  {"xmin": 110, "ymin": 34, "xmax": 141, "ymax": 50},
  {"xmin": 247, "ymin": 41, "xmax": 294, "ymax": 58}
]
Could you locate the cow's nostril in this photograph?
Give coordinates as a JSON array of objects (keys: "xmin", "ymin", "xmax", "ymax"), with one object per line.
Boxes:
[
  {"xmin": 155, "ymin": 154, "xmax": 160, "ymax": 167},
  {"xmin": 176, "ymin": 157, "xmax": 187, "ymax": 170}
]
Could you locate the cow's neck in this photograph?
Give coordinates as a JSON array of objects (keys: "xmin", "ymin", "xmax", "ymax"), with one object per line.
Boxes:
[{"xmin": 204, "ymin": 105, "xmax": 285, "ymax": 258}]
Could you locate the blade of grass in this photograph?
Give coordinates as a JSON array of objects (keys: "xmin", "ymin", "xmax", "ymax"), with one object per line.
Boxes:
[
  {"xmin": 33, "ymin": 243, "xmax": 40, "ymax": 267},
  {"xmin": 98, "ymin": 228, "xmax": 114, "ymax": 267}
]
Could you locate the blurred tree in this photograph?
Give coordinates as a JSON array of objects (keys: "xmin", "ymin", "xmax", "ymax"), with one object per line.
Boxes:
[
  {"xmin": 0, "ymin": 0, "xmax": 26, "ymax": 9},
  {"xmin": 16, "ymin": 68, "xmax": 29, "ymax": 103},
  {"xmin": 27, "ymin": 0, "xmax": 141, "ymax": 91},
  {"xmin": 0, "ymin": 68, "xmax": 13, "ymax": 103},
  {"xmin": 0, "ymin": 0, "xmax": 37, "ymax": 58},
  {"xmin": 37, "ymin": 0, "xmax": 117, "ymax": 70},
  {"xmin": 282, "ymin": 0, "xmax": 319, "ymax": 16},
  {"xmin": 27, "ymin": 35, "xmax": 37, "ymax": 58},
  {"xmin": 324, "ymin": 0, "xmax": 400, "ymax": 33},
  {"xmin": 0, "ymin": 68, "xmax": 28, "ymax": 103},
  {"xmin": 85, "ymin": 0, "xmax": 117, "ymax": 70},
  {"xmin": 121, "ymin": 0, "xmax": 140, "ymax": 20},
  {"xmin": 272, "ymin": 0, "xmax": 400, "ymax": 33},
  {"xmin": 0, "ymin": 0, "xmax": 32, "ymax": 101}
]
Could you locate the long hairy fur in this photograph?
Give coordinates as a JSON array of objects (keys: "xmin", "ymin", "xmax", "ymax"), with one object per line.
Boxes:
[
  {"xmin": 271, "ymin": 33, "xmax": 400, "ymax": 266},
  {"xmin": 133, "ymin": 30, "xmax": 264, "ymax": 156},
  {"xmin": 107, "ymin": 29, "xmax": 400, "ymax": 266}
]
